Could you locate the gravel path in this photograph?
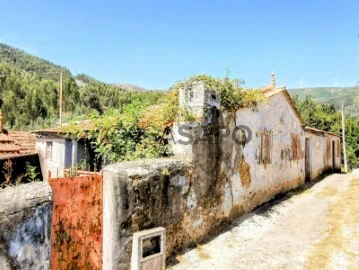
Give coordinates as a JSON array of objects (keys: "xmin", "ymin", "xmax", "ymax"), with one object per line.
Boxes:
[{"xmin": 169, "ymin": 170, "xmax": 359, "ymax": 270}]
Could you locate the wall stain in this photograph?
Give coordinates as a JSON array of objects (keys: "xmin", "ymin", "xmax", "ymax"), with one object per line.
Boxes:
[{"xmin": 238, "ymin": 154, "xmax": 251, "ymax": 189}]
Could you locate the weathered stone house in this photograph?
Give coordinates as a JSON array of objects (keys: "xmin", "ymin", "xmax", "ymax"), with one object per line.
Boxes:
[
  {"xmin": 101, "ymin": 75, "xmax": 341, "ymax": 269},
  {"xmin": 304, "ymin": 127, "xmax": 341, "ymax": 180},
  {"xmin": 3, "ymin": 75, "xmax": 341, "ymax": 269}
]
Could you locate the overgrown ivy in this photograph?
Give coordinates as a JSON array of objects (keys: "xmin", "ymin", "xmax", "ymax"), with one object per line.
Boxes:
[
  {"xmin": 140, "ymin": 75, "xmax": 266, "ymax": 128},
  {"xmin": 68, "ymin": 75, "xmax": 267, "ymax": 164}
]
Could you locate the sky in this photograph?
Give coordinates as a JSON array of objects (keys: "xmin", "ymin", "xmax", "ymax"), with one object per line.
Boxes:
[{"xmin": 0, "ymin": 0, "xmax": 358, "ymax": 90}]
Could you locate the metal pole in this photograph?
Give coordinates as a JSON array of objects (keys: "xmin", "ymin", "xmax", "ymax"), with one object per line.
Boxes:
[
  {"xmin": 59, "ymin": 70, "xmax": 63, "ymax": 125},
  {"xmin": 342, "ymin": 103, "xmax": 348, "ymax": 172}
]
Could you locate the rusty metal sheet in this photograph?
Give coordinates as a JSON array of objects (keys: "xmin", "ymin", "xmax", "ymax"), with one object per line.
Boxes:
[{"xmin": 49, "ymin": 174, "xmax": 103, "ymax": 270}]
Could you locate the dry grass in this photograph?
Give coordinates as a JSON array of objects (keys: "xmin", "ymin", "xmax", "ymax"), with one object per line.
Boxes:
[
  {"xmin": 195, "ymin": 245, "xmax": 211, "ymax": 260},
  {"xmin": 304, "ymin": 178, "xmax": 359, "ymax": 270},
  {"xmin": 317, "ymin": 187, "xmax": 338, "ymax": 197}
]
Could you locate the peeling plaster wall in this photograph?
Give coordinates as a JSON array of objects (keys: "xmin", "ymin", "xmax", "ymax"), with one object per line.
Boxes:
[
  {"xmin": 218, "ymin": 92, "xmax": 306, "ymax": 215},
  {"xmin": 102, "ymin": 92, "xmax": 309, "ymax": 269},
  {"xmin": 304, "ymin": 132, "xmax": 341, "ymax": 180},
  {"xmin": 0, "ymin": 182, "xmax": 52, "ymax": 270}
]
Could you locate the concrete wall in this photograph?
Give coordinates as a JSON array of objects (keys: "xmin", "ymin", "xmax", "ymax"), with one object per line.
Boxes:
[
  {"xmin": 304, "ymin": 131, "xmax": 341, "ymax": 180},
  {"xmin": 36, "ymin": 137, "xmax": 66, "ymax": 180},
  {"xmin": 0, "ymin": 182, "xmax": 52, "ymax": 269},
  {"xmin": 103, "ymin": 159, "xmax": 191, "ymax": 270}
]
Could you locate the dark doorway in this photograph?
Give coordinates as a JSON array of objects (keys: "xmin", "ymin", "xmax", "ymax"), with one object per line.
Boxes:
[{"xmin": 305, "ymin": 138, "xmax": 311, "ymax": 181}]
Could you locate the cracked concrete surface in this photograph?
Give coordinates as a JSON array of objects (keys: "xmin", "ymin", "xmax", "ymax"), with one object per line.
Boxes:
[{"xmin": 169, "ymin": 170, "xmax": 359, "ymax": 270}]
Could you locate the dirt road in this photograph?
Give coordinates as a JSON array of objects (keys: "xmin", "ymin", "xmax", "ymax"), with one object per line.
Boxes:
[{"xmin": 169, "ymin": 170, "xmax": 359, "ymax": 270}]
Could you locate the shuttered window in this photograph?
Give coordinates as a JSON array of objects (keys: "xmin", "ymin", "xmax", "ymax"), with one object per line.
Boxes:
[
  {"xmin": 291, "ymin": 134, "xmax": 300, "ymax": 160},
  {"xmin": 259, "ymin": 130, "xmax": 273, "ymax": 164},
  {"xmin": 326, "ymin": 138, "xmax": 331, "ymax": 158}
]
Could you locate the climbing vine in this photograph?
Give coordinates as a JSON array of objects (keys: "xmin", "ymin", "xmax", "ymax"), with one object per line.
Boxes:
[
  {"xmin": 140, "ymin": 75, "xmax": 266, "ymax": 128},
  {"xmin": 67, "ymin": 75, "xmax": 267, "ymax": 164}
]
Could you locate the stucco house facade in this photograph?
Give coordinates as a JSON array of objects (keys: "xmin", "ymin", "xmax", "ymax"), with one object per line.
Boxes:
[
  {"xmin": 173, "ymin": 76, "xmax": 341, "ymax": 189},
  {"xmin": 33, "ymin": 123, "xmax": 99, "ymax": 180},
  {"xmin": 99, "ymin": 76, "xmax": 342, "ymax": 268},
  {"xmin": 304, "ymin": 127, "xmax": 341, "ymax": 181},
  {"xmin": 40, "ymin": 74, "xmax": 343, "ymax": 269}
]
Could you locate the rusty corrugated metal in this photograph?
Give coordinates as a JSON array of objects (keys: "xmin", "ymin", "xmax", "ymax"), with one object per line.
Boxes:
[{"xmin": 49, "ymin": 175, "xmax": 103, "ymax": 270}]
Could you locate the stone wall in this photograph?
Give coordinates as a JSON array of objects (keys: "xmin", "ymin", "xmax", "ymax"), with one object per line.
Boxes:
[
  {"xmin": 103, "ymin": 159, "xmax": 191, "ymax": 269},
  {"xmin": 102, "ymin": 90, "xmax": 310, "ymax": 269},
  {"xmin": 0, "ymin": 182, "xmax": 52, "ymax": 269},
  {"xmin": 103, "ymin": 147, "xmax": 304, "ymax": 269}
]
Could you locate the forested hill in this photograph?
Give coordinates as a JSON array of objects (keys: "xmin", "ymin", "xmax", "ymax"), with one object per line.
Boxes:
[
  {"xmin": 288, "ymin": 87, "xmax": 359, "ymax": 116},
  {"xmin": 0, "ymin": 43, "xmax": 71, "ymax": 80},
  {"xmin": 0, "ymin": 43, "xmax": 163, "ymax": 130}
]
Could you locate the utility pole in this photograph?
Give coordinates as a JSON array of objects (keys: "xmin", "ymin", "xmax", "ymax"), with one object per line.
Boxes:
[
  {"xmin": 59, "ymin": 70, "xmax": 63, "ymax": 125},
  {"xmin": 342, "ymin": 103, "xmax": 348, "ymax": 172}
]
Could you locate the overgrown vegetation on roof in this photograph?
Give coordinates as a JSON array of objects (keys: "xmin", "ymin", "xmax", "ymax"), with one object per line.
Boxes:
[
  {"xmin": 69, "ymin": 75, "xmax": 267, "ymax": 163},
  {"xmin": 140, "ymin": 75, "xmax": 266, "ymax": 129}
]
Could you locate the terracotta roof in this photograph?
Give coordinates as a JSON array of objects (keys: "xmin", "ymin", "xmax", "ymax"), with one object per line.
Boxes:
[
  {"xmin": 33, "ymin": 120, "xmax": 95, "ymax": 137},
  {"xmin": 304, "ymin": 127, "xmax": 341, "ymax": 138},
  {"xmin": 0, "ymin": 132, "xmax": 21, "ymax": 159},
  {"xmin": 0, "ymin": 133, "xmax": 14, "ymax": 142},
  {"xmin": 0, "ymin": 143, "xmax": 21, "ymax": 152},
  {"xmin": 8, "ymin": 131, "xmax": 36, "ymax": 154}
]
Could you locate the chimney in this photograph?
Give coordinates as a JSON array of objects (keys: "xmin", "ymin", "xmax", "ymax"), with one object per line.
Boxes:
[{"xmin": 271, "ymin": 72, "xmax": 276, "ymax": 89}]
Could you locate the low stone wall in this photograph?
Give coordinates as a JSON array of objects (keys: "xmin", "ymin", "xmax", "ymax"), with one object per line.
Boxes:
[
  {"xmin": 103, "ymin": 159, "xmax": 190, "ymax": 269},
  {"xmin": 0, "ymin": 182, "xmax": 52, "ymax": 269},
  {"xmin": 102, "ymin": 158, "xmax": 303, "ymax": 269}
]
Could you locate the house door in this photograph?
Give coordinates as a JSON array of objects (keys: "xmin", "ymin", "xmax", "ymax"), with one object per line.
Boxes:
[
  {"xmin": 332, "ymin": 140, "xmax": 335, "ymax": 172},
  {"xmin": 305, "ymin": 138, "xmax": 311, "ymax": 181}
]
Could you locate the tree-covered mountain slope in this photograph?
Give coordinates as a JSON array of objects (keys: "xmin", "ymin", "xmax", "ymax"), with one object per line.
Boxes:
[
  {"xmin": 288, "ymin": 87, "xmax": 359, "ymax": 116},
  {"xmin": 0, "ymin": 43, "xmax": 163, "ymax": 130}
]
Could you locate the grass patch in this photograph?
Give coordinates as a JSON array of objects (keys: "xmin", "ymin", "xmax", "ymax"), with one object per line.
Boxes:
[{"xmin": 304, "ymin": 178, "xmax": 359, "ymax": 270}]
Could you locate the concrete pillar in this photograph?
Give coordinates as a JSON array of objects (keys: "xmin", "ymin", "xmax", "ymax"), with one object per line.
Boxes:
[
  {"xmin": 102, "ymin": 165, "xmax": 131, "ymax": 270},
  {"xmin": 172, "ymin": 81, "xmax": 221, "ymax": 160}
]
